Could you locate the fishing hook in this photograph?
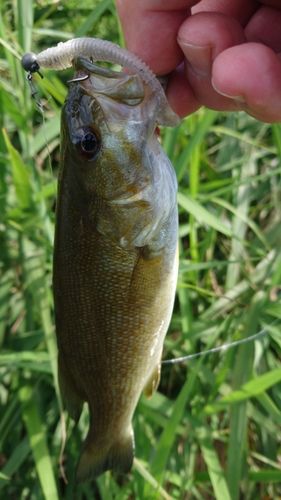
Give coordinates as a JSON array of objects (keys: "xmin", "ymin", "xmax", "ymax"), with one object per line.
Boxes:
[{"xmin": 67, "ymin": 74, "xmax": 90, "ymax": 84}]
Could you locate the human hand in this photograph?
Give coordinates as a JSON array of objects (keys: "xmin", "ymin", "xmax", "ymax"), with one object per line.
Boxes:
[{"xmin": 116, "ymin": 0, "xmax": 281, "ymax": 122}]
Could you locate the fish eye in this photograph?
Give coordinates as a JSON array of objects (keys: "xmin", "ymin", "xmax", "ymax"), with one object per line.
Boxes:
[{"xmin": 74, "ymin": 126, "xmax": 101, "ymax": 161}]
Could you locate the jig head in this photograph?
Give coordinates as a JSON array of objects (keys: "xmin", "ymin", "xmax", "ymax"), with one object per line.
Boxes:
[{"xmin": 21, "ymin": 52, "xmax": 44, "ymax": 79}]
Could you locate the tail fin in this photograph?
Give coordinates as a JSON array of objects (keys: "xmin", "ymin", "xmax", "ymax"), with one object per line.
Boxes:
[{"xmin": 76, "ymin": 429, "xmax": 135, "ymax": 484}]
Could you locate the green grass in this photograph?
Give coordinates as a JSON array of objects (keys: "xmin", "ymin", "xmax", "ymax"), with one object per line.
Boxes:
[{"xmin": 1, "ymin": 1, "xmax": 281, "ymax": 499}]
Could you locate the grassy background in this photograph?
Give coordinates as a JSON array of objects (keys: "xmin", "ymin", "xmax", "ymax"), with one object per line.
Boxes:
[{"xmin": 1, "ymin": 1, "xmax": 281, "ymax": 499}]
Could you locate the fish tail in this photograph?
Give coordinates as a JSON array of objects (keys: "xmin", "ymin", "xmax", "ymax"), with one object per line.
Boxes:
[
  {"xmin": 76, "ymin": 428, "xmax": 135, "ymax": 484},
  {"xmin": 58, "ymin": 349, "xmax": 84, "ymax": 423}
]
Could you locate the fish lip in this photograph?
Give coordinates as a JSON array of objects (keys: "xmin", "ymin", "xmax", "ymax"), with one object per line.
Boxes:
[{"xmin": 106, "ymin": 183, "xmax": 150, "ymax": 205}]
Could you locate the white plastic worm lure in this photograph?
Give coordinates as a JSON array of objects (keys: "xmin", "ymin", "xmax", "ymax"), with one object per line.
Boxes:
[{"xmin": 21, "ymin": 37, "xmax": 179, "ymax": 127}]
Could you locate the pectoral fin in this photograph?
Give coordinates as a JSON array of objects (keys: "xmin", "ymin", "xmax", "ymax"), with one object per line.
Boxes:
[{"xmin": 143, "ymin": 362, "xmax": 161, "ymax": 398}]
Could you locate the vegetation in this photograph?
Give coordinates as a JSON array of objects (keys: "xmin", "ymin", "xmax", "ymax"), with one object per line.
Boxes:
[{"xmin": 1, "ymin": 1, "xmax": 281, "ymax": 499}]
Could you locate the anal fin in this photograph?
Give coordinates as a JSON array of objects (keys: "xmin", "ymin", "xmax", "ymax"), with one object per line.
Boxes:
[{"xmin": 144, "ymin": 362, "xmax": 161, "ymax": 398}]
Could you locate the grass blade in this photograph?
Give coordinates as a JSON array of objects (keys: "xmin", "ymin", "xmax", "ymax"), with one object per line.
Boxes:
[
  {"xmin": 19, "ymin": 384, "xmax": 59, "ymax": 500},
  {"xmin": 177, "ymin": 191, "xmax": 232, "ymax": 237},
  {"xmin": 226, "ymin": 292, "xmax": 263, "ymax": 500},
  {"xmin": 0, "ymin": 437, "xmax": 30, "ymax": 490},
  {"xmin": 199, "ymin": 437, "xmax": 231, "ymax": 500},
  {"xmin": 17, "ymin": 0, "xmax": 33, "ymax": 53},
  {"xmin": 175, "ymin": 109, "xmax": 219, "ymax": 181},
  {"xmin": 75, "ymin": 0, "xmax": 113, "ymax": 37},
  {"xmin": 204, "ymin": 368, "xmax": 281, "ymax": 415},
  {"xmin": 2, "ymin": 127, "xmax": 33, "ymax": 210}
]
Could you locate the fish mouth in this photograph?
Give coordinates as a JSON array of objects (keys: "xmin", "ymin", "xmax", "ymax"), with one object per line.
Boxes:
[{"xmin": 107, "ymin": 183, "xmax": 150, "ymax": 205}]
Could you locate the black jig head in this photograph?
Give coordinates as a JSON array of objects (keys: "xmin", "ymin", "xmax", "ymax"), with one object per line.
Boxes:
[{"xmin": 21, "ymin": 52, "xmax": 43, "ymax": 78}]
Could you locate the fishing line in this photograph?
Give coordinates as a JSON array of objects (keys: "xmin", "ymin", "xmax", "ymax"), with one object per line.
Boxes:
[
  {"xmin": 40, "ymin": 102, "xmax": 54, "ymax": 181},
  {"xmin": 162, "ymin": 318, "xmax": 280, "ymax": 365},
  {"xmin": 26, "ymin": 70, "xmax": 54, "ymax": 182}
]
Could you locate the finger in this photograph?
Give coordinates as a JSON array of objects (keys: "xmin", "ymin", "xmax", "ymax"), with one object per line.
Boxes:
[
  {"xmin": 177, "ymin": 12, "xmax": 247, "ymax": 111},
  {"xmin": 116, "ymin": 0, "xmax": 199, "ymax": 74},
  {"xmin": 260, "ymin": 0, "xmax": 281, "ymax": 7},
  {"xmin": 166, "ymin": 64, "xmax": 201, "ymax": 117},
  {"xmin": 245, "ymin": 5, "xmax": 281, "ymax": 52},
  {"xmin": 191, "ymin": 0, "xmax": 259, "ymax": 26},
  {"xmin": 212, "ymin": 42, "xmax": 281, "ymax": 122}
]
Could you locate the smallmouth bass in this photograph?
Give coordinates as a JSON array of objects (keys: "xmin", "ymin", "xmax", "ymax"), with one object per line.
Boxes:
[{"xmin": 51, "ymin": 47, "xmax": 179, "ymax": 483}]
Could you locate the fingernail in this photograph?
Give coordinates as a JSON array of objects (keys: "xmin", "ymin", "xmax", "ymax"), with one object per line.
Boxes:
[
  {"xmin": 212, "ymin": 78, "xmax": 247, "ymax": 104},
  {"xmin": 178, "ymin": 41, "xmax": 213, "ymax": 78}
]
